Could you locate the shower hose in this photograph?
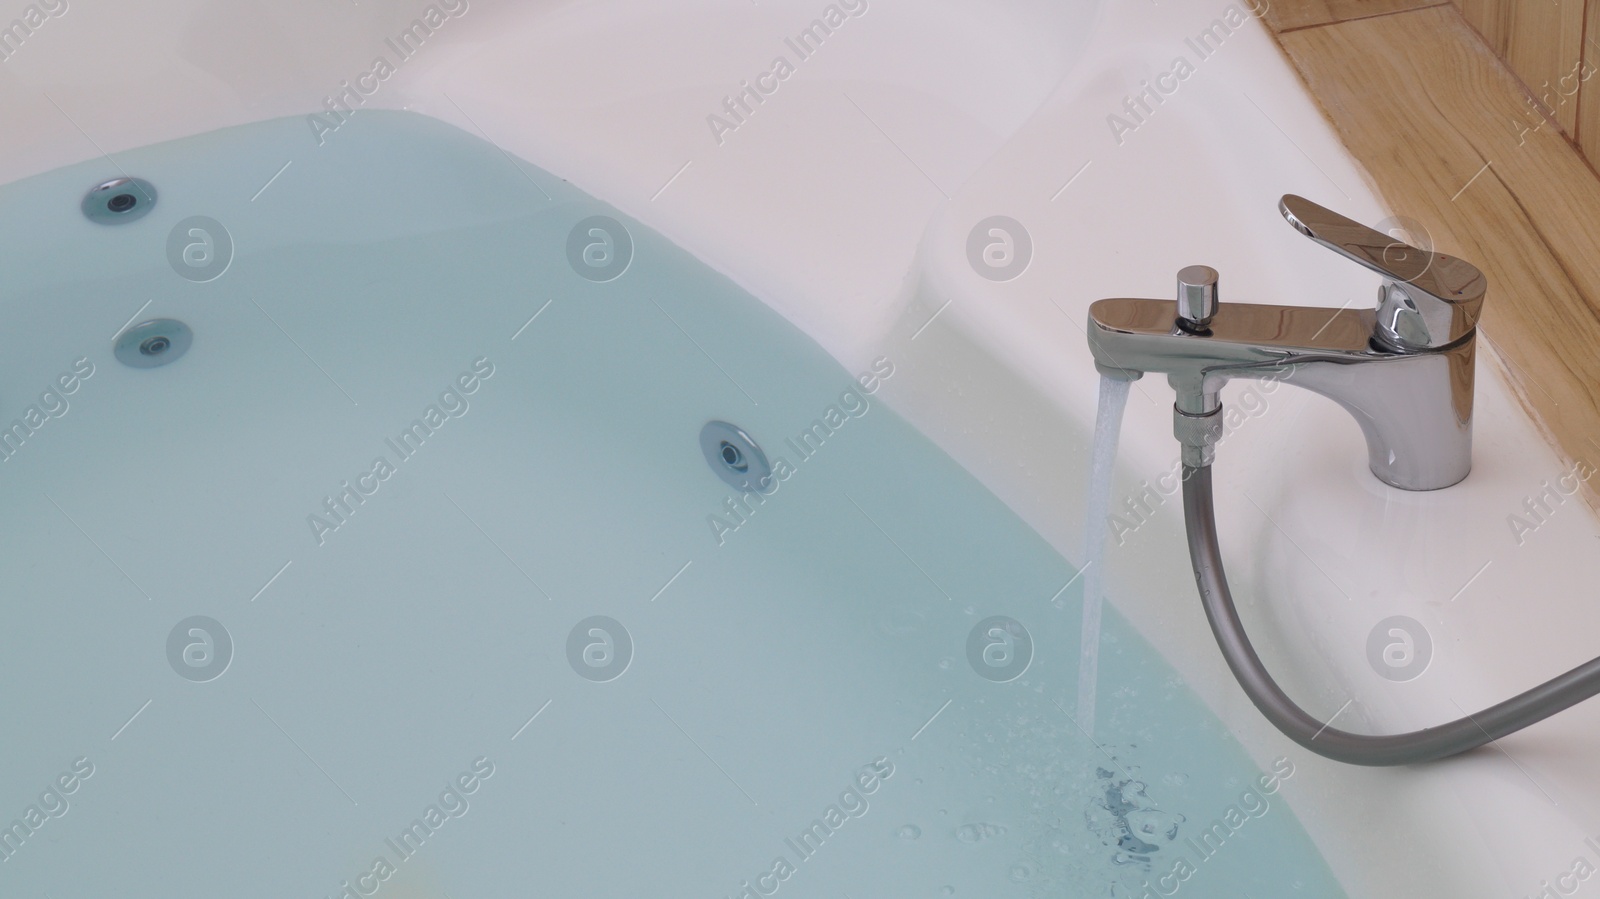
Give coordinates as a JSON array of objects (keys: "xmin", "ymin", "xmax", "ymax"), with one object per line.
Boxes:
[{"xmin": 1183, "ymin": 464, "xmax": 1600, "ymax": 766}]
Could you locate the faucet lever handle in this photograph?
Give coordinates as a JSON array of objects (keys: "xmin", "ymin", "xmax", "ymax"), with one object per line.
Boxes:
[{"xmin": 1279, "ymin": 194, "xmax": 1486, "ymax": 350}]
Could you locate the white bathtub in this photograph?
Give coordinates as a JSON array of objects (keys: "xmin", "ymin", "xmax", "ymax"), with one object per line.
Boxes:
[{"xmin": 6, "ymin": 1, "xmax": 1600, "ymax": 896}]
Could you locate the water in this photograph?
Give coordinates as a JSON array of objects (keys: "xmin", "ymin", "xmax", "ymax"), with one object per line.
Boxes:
[
  {"xmin": 1077, "ymin": 375, "xmax": 1134, "ymax": 736},
  {"xmin": 0, "ymin": 111, "xmax": 1344, "ymax": 897}
]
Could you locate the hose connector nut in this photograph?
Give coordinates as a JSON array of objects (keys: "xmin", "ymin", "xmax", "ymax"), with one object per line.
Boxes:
[{"xmin": 1174, "ymin": 404, "xmax": 1224, "ymax": 468}]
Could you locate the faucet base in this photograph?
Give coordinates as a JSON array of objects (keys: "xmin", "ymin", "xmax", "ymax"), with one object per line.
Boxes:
[{"xmin": 1088, "ymin": 296, "xmax": 1476, "ymax": 492}]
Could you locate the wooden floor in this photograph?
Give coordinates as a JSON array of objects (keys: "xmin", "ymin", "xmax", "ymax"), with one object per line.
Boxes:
[{"xmin": 1262, "ymin": 1, "xmax": 1600, "ymax": 506}]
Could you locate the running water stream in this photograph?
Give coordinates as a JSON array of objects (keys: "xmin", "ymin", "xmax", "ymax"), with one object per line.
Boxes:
[{"xmin": 1076, "ymin": 374, "xmax": 1133, "ymax": 736}]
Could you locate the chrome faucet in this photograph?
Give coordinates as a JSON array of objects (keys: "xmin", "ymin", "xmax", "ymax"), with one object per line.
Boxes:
[
  {"xmin": 1086, "ymin": 194, "xmax": 1487, "ymax": 490},
  {"xmin": 1079, "ymin": 197, "xmax": 1600, "ymax": 767}
]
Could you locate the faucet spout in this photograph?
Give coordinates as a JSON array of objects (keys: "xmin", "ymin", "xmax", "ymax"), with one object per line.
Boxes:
[{"xmin": 1085, "ymin": 195, "xmax": 1485, "ymax": 490}]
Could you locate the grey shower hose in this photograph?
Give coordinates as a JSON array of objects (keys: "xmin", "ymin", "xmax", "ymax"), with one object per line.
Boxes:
[{"xmin": 1182, "ymin": 463, "xmax": 1600, "ymax": 766}]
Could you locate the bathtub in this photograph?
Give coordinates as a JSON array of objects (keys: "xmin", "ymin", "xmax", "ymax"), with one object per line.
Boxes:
[{"xmin": 4, "ymin": 0, "xmax": 1599, "ymax": 896}]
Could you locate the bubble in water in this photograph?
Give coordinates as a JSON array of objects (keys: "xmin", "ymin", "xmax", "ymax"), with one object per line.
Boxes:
[
  {"xmin": 1008, "ymin": 862, "xmax": 1035, "ymax": 882},
  {"xmin": 956, "ymin": 822, "xmax": 1006, "ymax": 843},
  {"xmin": 879, "ymin": 603, "xmax": 933, "ymax": 637},
  {"xmin": 897, "ymin": 824, "xmax": 921, "ymax": 840},
  {"xmin": 1126, "ymin": 809, "xmax": 1182, "ymax": 842}
]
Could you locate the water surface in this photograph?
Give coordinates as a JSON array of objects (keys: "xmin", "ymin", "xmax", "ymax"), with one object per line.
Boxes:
[{"xmin": 0, "ymin": 111, "xmax": 1344, "ymax": 898}]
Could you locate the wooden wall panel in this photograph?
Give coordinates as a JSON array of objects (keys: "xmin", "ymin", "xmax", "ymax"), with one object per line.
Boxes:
[
  {"xmin": 1505, "ymin": 0, "xmax": 1586, "ymax": 134},
  {"xmin": 1260, "ymin": 0, "xmax": 1443, "ymax": 32},
  {"xmin": 1269, "ymin": 4, "xmax": 1600, "ymax": 506},
  {"xmin": 1455, "ymin": 0, "xmax": 1510, "ymax": 52},
  {"xmin": 1456, "ymin": 0, "xmax": 1586, "ymax": 135},
  {"xmin": 1580, "ymin": 0, "xmax": 1600, "ymax": 161}
]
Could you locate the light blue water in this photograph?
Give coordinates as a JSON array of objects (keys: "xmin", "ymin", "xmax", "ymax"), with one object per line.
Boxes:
[{"xmin": 0, "ymin": 111, "xmax": 1345, "ymax": 898}]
